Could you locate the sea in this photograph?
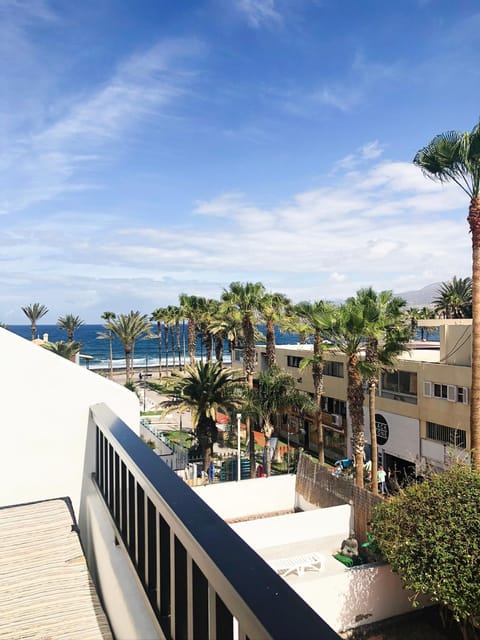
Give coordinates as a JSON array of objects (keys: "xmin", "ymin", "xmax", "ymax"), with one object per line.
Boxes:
[
  {"xmin": 8, "ymin": 324, "xmax": 300, "ymax": 371},
  {"xmin": 8, "ymin": 324, "xmax": 439, "ymax": 371}
]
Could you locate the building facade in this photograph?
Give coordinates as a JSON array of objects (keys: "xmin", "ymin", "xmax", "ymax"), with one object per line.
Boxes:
[{"xmin": 252, "ymin": 320, "xmax": 472, "ymax": 478}]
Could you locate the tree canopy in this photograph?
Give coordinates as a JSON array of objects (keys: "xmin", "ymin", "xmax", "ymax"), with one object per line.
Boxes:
[{"xmin": 372, "ymin": 464, "xmax": 480, "ymax": 639}]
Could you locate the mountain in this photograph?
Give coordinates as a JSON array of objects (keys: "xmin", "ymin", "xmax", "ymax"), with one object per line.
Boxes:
[{"xmin": 395, "ymin": 282, "xmax": 441, "ymax": 308}]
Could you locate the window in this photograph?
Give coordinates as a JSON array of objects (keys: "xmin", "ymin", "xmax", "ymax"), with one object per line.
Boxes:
[
  {"xmin": 287, "ymin": 355, "xmax": 303, "ymax": 368},
  {"xmin": 426, "ymin": 421, "xmax": 466, "ymax": 449},
  {"xmin": 424, "ymin": 381, "xmax": 469, "ymax": 404},
  {"xmin": 324, "ymin": 360, "xmax": 344, "ymax": 378},
  {"xmin": 380, "ymin": 370, "xmax": 417, "ymax": 404},
  {"xmin": 321, "ymin": 396, "xmax": 346, "ymax": 417}
]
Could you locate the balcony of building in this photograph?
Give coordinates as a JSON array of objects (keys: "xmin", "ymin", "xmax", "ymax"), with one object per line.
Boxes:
[{"xmin": 0, "ymin": 328, "xmax": 339, "ymax": 640}]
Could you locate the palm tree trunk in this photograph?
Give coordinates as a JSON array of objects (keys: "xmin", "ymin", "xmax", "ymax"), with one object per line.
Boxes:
[
  {"xmin": 157, "ymin": 322, "xmax": 162, "ymax": 379},
  {"xmin": 170, "ymin": 325, "xmax": 175, "ymax": 368},
  {"xmin": 109, "ymin": 334, "xmax": 113, "ymax": 379},
  {"xmin": 243, "ymin": 318, "xmax": 257, "ymax": 478},
  {"xmin": 369, "ymin": 382, "xmax": 379, "ymax": 495},
  {"xmin": 125, "ymin": 346, "xmax": 132, "ymax": 383},
  {"xmin": 266, "ymin": 319, "xmax": 276, "ymax": 367},
  {"xmin": 164, "ymin": 324, "xmax": 169, "ymax": 375},
  {"xmin": 188, "ymin": 319, "xmax": 196, "ymax": 367},
  {"xmin": 348, "ymin": 355, "xmax": 365, "ymax": 488},
  {"xmin": 468, "ymin": 196, "xmax": 480, "ymax": 470}
]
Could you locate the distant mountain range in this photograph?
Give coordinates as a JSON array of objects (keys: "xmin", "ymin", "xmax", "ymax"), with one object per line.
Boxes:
[{"xmin": 396, "ymin": 282, "xmax": 441, "ymax": 308}]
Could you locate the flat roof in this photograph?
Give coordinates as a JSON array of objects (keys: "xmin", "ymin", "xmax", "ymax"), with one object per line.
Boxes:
[{"xmin": 0, "ymin": 498, "xmax": 113, "ymax": 640}]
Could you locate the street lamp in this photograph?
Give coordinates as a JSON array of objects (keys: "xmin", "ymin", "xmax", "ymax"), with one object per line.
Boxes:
[{"xmin": 236, "ymin": 413, "xmax": 242, "ymax": 482}]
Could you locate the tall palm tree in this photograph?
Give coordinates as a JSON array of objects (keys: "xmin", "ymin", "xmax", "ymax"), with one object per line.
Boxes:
[
  {"xmin": 414, "ymin": 122, "xmax": 480, "ymax": 469},
  {"xmin": 98, "ymin": 311, "xmax": 116, "ymax": 378},
  {"xmin": 179, "ymin": 294, "xmax": 202, "ymax": 367},
  {"xmin": 57, "ymin": 314, "xmax": 84, "ymax": 342},
  {"xmin": 433, "ymin": 276, "xmax": 472, "ymax": 319},
  {"xmin": 22, "ymin": 303, "xmax": 48, "ymax": 340},
  {"xmin": 209, "ymin": 307, "xmax": 243, "ymax": 367},
  {"xmin": 242, "ymin": 367, "xmax": 313, "ymax": 476},
  {"xmin": 151, "ymin": 307, "xmax": 165, "ymax": 377},
  {"xmin": 259, "ymin": 292, "xmax": 290, "ymax": 368},
  {"xmin": 296, "ymin": 300, "xmax": 335, "ymax": 464},
  {"xmin": 104, "ymin": 311, "xmax": 152, "ymax": 383},
  {"xmin": 159, "ymin": 362, "xmax": 243, "ymax": 471},
  {"xmin": 324, "ymin": 299, "xmax": 369, "ymax": 487},
  {"xmin": 41, "ymin": 340, "xmax": 82, "ymax": 362},
  {"xmin": 355, "ymin": 288, "xmax": 408, "ymax": 494},
  {"xmin": 222, "ymin": 281, "xmax": 266, "ymax": 477}
]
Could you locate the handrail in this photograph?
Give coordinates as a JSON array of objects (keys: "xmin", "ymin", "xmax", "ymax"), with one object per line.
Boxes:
[{"xmin": 91, "ymin": 403, "xmax": 339, "ymax": 640}]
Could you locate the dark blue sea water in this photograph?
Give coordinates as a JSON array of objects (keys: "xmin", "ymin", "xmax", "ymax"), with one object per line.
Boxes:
[
  {"xmin": 8, "ymin": 324, "xmax": 300, "ymax": 370},
  {"xmin": 8, "ymin": 324, "xmax": 439, "ymax": 370}
]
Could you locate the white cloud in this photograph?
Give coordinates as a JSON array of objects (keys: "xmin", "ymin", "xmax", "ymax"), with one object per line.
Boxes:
[
  {"xmin": 0, "ymin": 151, "xmax": 473, "ymax": 321},
  {"xmin": 234, "ymin": 0, "xmax": 282, "ymax": 28}
]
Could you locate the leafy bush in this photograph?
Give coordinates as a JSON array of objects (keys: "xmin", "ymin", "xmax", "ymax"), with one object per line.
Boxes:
[{"xmin": 371, "ymin": 464, "xmax": 480, "ymax": 638}]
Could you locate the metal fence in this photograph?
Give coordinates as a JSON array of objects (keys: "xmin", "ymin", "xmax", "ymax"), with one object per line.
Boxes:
[{"xmin": 93, "ymin": 404, "xmax": 340, "ymax": 640}]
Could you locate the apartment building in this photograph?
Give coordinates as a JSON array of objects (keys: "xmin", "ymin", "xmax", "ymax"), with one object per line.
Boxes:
[{"xmin": 254, "ymin": 320, "xmax": 472, "ymax": 478}]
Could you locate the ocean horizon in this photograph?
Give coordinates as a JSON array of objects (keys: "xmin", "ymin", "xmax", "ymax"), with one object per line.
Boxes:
[
  {"xmin": 7, "ymin": 324, "xmax": 301, "ymax": 370},
  {"xmin": 7, "ymin": 324, "xmax": 439, "ymax": 370}
]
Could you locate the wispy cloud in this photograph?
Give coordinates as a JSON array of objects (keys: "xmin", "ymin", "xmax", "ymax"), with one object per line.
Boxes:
[
  {"xmin": 0, "ymin": 38, "xmax": 203, "ymax": 216},
  {"xmin": 234, "ymin": 0, "xmax": 283, "ymax": 28}
]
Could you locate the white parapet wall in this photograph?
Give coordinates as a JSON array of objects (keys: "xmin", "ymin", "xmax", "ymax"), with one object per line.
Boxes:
[
  {"xmin": 192, "ymin": 474, "xmax": 296, "ymax": 520},
  {"xmin": 231, "ymin": 504, "xmax": 351, "ymax": 549},
  {"xmin": 0, "ymin": 328, "xmax": 139, "ymax": 515}
]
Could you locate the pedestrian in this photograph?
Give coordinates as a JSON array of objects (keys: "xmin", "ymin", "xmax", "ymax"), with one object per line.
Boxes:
[
  {"xmin": 377, "ymin": 465, "xmax": 388, "ymax": 495},
  {"xmin": 207, "ymin": 461, "xmax": 215, "ymax": 483}
]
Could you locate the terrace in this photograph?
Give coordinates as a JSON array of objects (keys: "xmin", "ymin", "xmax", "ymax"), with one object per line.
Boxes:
[{"xmin": 0, "ymin": 328, "xmax": 339, "ymax": 639}]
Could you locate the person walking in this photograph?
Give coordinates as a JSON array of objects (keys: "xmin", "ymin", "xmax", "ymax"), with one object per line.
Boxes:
[{"xmin": 377, "ymin": 465, "xmax": 388, "ymax": 495}]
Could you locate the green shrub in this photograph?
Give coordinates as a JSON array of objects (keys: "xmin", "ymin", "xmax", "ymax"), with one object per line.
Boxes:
[{"xmin": 372, "ymin": 464, "xmax": 480, "ymax": 638}]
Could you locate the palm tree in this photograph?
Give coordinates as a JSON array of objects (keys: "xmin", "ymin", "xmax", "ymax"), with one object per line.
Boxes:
[
  {"xmin": 98, "ymin": 311, "xmax": 116, "ymax": 378},
  {"xmin": 222, "ymin": 282, "xmax": 266, "ymax": 477},
  {"xmin": 433, "ymin": 276, "xmax": 472, "ymax": 319},
  {"xmin": 151, "ymin": 307, "xmax": 165, "ymax": 377},
  {"xmin": 22, "ymin": 303, "xmax": 48, "ymax": 340},
  {"xmin": 324, "ymin": 299, "xmax": 369, "ymax": 487},
  {"xmin": 209, "ymin": 307, "xmax": 243, "ymax": 367},
  {"xmin": 104, "ymin": 311, "xmax": 152, "ymax": 383},
  {"xmin": 414, "ymin": 122, "xmax": 480, "ymax": 469},
  {"xmin": 355, "ymin": 288, "xmax": 408, "ymax": 494},
  {"xmin": 179, "ymin": 294, "xmax": 202, "ymax": 367},
  {"xmin": 259, "ymin": 292, "xmax": 290, "ymax": 368},
  {"xmin": 41, "ymin": 340, "xmax": 82, "ymax": 361},
  {"xmin": 57, "ymin": 314, "xmax": 84, "ymax": 342},
  {"xmin": 296, "ymin": 300, "xmax": 335, "ymax": 464},
  {"xmin": 159, "ymin": 362, "xmax": 243, "ymax": 471},
  {"xmin": 242, "ymin": 367, "xmax": 313, "ymax": 476}
]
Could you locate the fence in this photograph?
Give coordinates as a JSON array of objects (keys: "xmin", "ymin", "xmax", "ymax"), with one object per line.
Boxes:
[
  {"xmin": 93, "ymin": 404, "xmax": 339, "ymax": 640},
  {"xmin": 295, "ymin": 454, "xmax": 382, "ymax": 544}
]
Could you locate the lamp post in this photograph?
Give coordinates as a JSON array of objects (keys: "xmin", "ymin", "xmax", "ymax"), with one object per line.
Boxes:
[
  {"xmin": 237, "ymin": 413, "xmax": 242, "ymax": 481},
  {"xmin": 287, "ymin": 424, "xmax": 291, "ymax": 474}
]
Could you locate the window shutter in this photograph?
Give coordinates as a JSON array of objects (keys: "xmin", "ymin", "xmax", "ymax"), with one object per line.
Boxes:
[
  {"xmin": 461, "ymin": 387, "xmax": 469, "ymax": 404},
  {"xmin": 423, "ymin": 381, "xmax": 432, "ymax": 397},
  {"xmin": 447, "ymin": 385, "xmax": 456, "ymax": 402}
]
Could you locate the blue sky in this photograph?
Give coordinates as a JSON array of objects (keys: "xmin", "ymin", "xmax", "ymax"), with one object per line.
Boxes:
[{"xmin": 1, "ymin": 0, "xmax": 480, "ymax": 323}]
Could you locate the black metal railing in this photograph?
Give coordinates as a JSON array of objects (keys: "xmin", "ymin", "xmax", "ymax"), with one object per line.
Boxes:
[{"xmin": 92, "ymin": 403, "xmax": 340, "ymax": 640}]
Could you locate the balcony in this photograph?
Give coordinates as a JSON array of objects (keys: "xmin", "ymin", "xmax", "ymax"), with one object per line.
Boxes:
[{"xmin": 88, "ymin": 403, "xmax": 340, "ymax": 639}]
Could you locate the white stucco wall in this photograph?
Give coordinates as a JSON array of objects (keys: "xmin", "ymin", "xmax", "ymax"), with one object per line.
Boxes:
[
  {"xmin": 0, "ymin": 329, "xmax": 139, "ymax": 515},
  {"xmin": 231, "ymin": 504, "xmax": 351, "ymax": 549},
  {"xmin": 192, "ymin": 474, "xmax": 296, "ymax": 519},
  {"xmin": 296, "ymin": 563, "xmax": 427, "ymax": 632}
]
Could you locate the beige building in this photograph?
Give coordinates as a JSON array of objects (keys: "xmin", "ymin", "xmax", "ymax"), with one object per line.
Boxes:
[{"xmin": 250, "ymin": 320, "xmax": 472, "ymax": 478}]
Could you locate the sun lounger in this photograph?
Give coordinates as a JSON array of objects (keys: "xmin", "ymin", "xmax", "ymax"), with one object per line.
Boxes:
[{"xmin": 268, "ymin": 552, "xmax": 324, "ymax": 577}]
